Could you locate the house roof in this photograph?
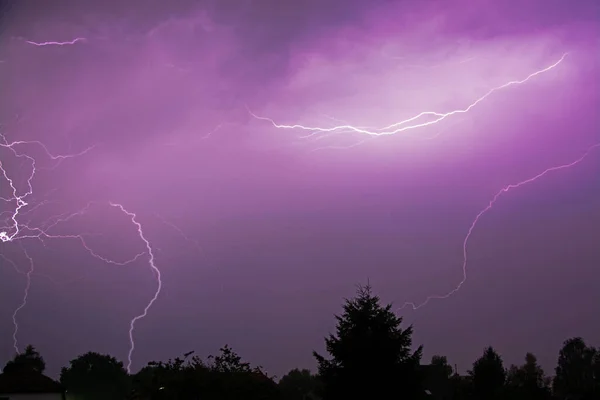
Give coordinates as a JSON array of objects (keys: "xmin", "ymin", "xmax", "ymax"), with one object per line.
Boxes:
[{"xmin": 0, "ymin": 371, "xmax": 64, "ymax": 393}]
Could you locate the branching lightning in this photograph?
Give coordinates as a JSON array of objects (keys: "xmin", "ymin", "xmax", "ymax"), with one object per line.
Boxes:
[
  {"xmin": 1, "ymin": 129, "xmax": 159, "ymax": 367},
  {"xmin": 110, "ymin": 202, "xmax": 162, "ymax": 374},
  {"xmin": 249, "ymin": 53, "xmax": 568, "ymax": 139},
  {"xmin": 401, "ymin": 142, "xmax": 600, "ymax": 310},
  {"xmin": 3, "ymin": 12, "xmax": 597, "ymax": 375},
  {"xmin": 251, "ymin": 52, "xmax": 599, "ymax": 308}
]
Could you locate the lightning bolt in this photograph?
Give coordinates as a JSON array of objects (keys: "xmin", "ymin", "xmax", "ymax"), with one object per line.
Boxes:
[
  {"xmin": 0, "ymin": 134, "xmax": 95, "ymax": 243},
  {"xmin": 110, "ymin": 202, "xmax": 162, "ymax": 374},
  {"xmin": 250, "ymin": 52, "xmax": 598, "ymax": 308},
  {"xmin": 401, "ymin": 142, "xmax": 600, "ymax": 310},
  {"xmin": 249, "ymin": 53, "xmax": 568, "ymax": 139},
  {"xmin": 7, "ymin": 16, "xmax": 594, "ymax": 372},
  {"xmin": 23, "ymin": 37, "xmax": 87, "ymax": 47},
  {"xmin": 1, "ymin": 130, "xmax": 160, "ymax": 369},
  {"xmin": 10, "ymin": 245, "xmax": 34, "ymax": 354}
]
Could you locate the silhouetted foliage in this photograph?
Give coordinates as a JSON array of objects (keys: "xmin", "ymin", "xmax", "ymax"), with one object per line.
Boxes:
[
  {"xmin": 468, "ymin": 346, "xmax": 506, "ymax": 400},
  {"xmin": 133, "ymin": 351, "xmax": 210, "ymax": 399},
  {"xmin": 132, "ymin": 346, "xmax": 280, "ymax": 400},
  {"xmin": 7, "ymin": 287, "xmax": 600, "ymax": 400},
  {"xmin": 313, "ymin": 284, "xmax": 424, "ymax": 400},
  {"xmin": 448, "ymin": 372, "xmax": 472, "ymax": 400},
  {"xmin": 431, "ymin": 355, "xmax": 453, "ymax": 379},
  {"xmin": 553, "ymin": 337, "xmax": 599, "ymax": 400},
  {"xmin": 421, "ymin": 355, "xmax": 454, "ymax": 399},
  {"xmin": 279, "ymin": 368, "xmax": 320, "ymax": 400},
  {"xmin": 505, "ymin": 353, "xmax": 551, "ymax": 400},
  {"xmin": 208, "ymin": 344, "xmax": 252, "ymax": 373},
  {"xmin": 60, "ymin": 351, "xmax": 130, "ymax": 400},
  {"xmin": 2, "ymin": 344, "xmax": 46, "ymax": 374},
  {"xmin": 594, "ymin": 351, "xmax": 600, "ymax": 390},
  {"xmin": 206, "ymin": 345, "xmax": 280, "ymax": 400}
]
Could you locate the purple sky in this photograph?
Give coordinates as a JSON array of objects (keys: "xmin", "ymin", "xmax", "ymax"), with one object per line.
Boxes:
[{"xmin": 1, "ymin": 0, "xmax": 599, "ymax": 378}]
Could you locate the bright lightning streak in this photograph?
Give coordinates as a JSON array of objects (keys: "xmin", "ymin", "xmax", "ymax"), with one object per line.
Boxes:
[
  {"xmin": 0, "ymin": 134, "xmax": 143, "ymax": 264},
  {"xmin": 110, "ymin": 202, "xmax": 162, "ymax": 374},
  {"xmin": 401, "ymin": 143, "xmax": 600, "ymax": 310},
  {"xmin": 11, "ymin": 245, "xmax": 34, "ymax": 354},
  {"xmin": 249, "ymin": 51, "xmax": 596, "ymax": 308},
  {"xmin": 0, "ymin": 134, "xmax": 95, "ymax": 243},
  {"xmin": 23, "ymin": 37, "xmax": 87, "ymax": 47},
  {"xmin": 249, "ymin": 53, "xmax": 568, "ymax": 138},
  {"xmin": 1, "ymin": 130, "xmax": 158, "ymax": 370}
]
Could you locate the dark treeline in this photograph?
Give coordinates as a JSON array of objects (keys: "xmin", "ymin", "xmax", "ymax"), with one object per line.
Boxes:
[{"xmin": 2, "ymin": 285, "xmax": 599, "ymax": 400}]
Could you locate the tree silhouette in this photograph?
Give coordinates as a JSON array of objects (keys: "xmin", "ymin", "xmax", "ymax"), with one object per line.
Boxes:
[
  {"xmin": 505, "ymin": 353, "xmax": 550, "ymax": 400},
  {"xmin": 2, "ymin": 344, "xmax": 46, "ymax": 374},
  {"xmin": 468, "ymin": 346, "xmax": 506, "ymax": 400},
  {"xmin": 423, "ymin": 355, "xmax": 453, "ymax": 399},
  {"xmin": 553, "ymin": 337, "xmax": 598, "ymax": 400},
  {"xmin": 6, "ymin": 286, "xmax": 600, "ymax": 400},
  {"xmin": 430, "ymin": 355, "xmax": 453, "ymax": 379},
  {"xmin": 279, "ymin": 368, "xmax": 320, "ymax": 400},
  {"xmin": 208, "ymin": 345, "xmax": 252, "ymax": 373},
  {"xmin": 207, "ymin": 345, "xmax": 280, "ymax": 400},
  {"xmin": 133, "ymin": 351, "xmax": 208, "ymax": 399},
  {"xmin": 60, "ymin": 351, "xmax": 130, "ymax": 400},
  {"xmin": 593, "ymin": 351, "xmax": 600, "ymax": 393},
  {"xmin": 313, "ymin": 284, "xmax": 424, "ymax": 400},
  {"xmin": 448, "ymin": 372, "xmax": 471, "ymax": 400},
  {"xmin": 133, "ymin": 346, "xmax": 280, "ymax": 400}
]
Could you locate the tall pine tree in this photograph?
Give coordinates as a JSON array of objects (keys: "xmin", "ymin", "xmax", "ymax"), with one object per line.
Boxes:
[{"xmin": 313, "ymin": 285, "xmax": 423, "ymax": 400}]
